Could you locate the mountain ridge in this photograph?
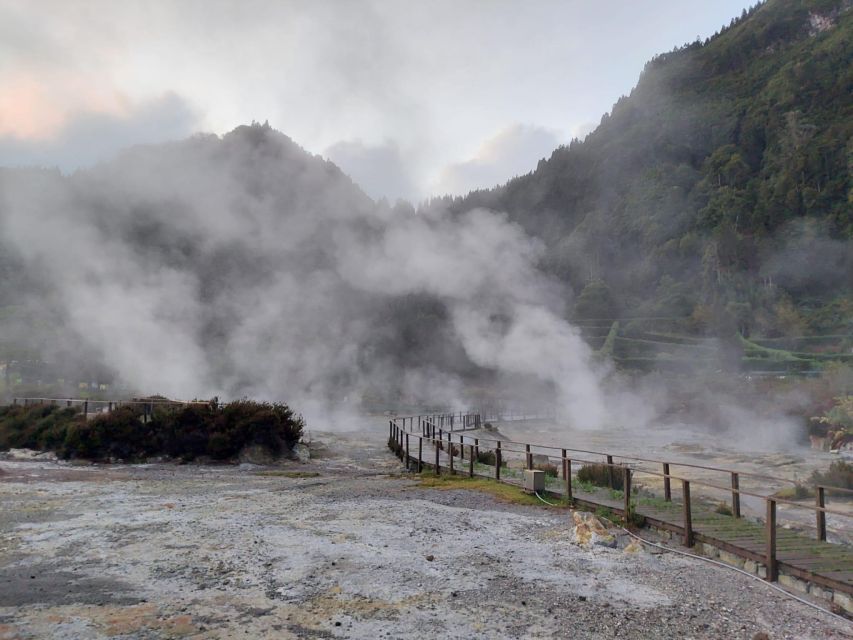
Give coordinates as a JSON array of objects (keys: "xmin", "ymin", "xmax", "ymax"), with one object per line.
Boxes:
[{"xmin": 434, "ymin": 0, "xmax": 852, "ymax": 338}]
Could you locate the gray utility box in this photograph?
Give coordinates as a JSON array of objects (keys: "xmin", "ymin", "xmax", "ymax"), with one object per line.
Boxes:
[{"xmin": 523, "ymin": 469, "xmax": 545, "ymax": 494}]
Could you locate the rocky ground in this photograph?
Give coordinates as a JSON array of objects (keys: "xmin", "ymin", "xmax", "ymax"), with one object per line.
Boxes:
[{"xmin": 0, "ymin": 425, "xmax": 851, "ymax": 639}]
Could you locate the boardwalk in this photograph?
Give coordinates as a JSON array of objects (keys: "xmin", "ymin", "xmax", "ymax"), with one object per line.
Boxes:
[{"xmin": 388, "ymin": 413, "xmax": 853, "ymax": 607}]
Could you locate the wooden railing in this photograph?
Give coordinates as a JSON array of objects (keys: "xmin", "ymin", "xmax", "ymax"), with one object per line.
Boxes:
[{"xmin": 388, "ymin": 414, "xmax": 853, "ymax": 595}]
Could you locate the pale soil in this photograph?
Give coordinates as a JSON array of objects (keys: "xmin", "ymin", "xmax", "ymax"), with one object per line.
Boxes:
[
  {"xmin": 492, "ymin": 421, "xmax": 853, "ymax": 542},
  {"xmin": 0, "ymin": 424, "xmax": 851, "ymax": 639}
]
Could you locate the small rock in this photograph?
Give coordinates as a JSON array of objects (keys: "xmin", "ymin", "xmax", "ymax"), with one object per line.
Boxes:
[
  {"xmin": 293, "ymin": 443, "xmax": 310, "ymax": 462},
  {"xmin": 593, "ymin": 533, "xmax": 617, "ymax": 548},
  {"xmin": 425, "ymin": 555, "xmax": 435, "ymax": 562},
  {"xmin": 623, "ymin": 540, "xmax": 643, "ymax": 554}
]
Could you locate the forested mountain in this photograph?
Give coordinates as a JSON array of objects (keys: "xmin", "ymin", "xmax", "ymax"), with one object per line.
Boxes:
[
  {"xmin": 438, "ymin": 0, "xmax": 852, "ymax": 340},
  {"xmin": 1, "ymin": 0, "xmax": 851, "ymax": 401}
]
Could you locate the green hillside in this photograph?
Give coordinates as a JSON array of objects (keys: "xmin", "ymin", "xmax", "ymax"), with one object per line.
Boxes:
[{"xmin": 441, "ymin": 0, "xmax": 852, "ymax": 351}]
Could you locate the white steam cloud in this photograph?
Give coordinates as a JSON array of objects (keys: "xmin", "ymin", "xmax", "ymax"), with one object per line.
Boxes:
[{"xmin": 0, "ymin": 126, "xmax": 612, "ymax": 428}]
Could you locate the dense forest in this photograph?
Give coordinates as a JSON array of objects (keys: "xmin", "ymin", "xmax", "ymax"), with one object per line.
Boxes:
[{"xmin": 435, "ymin": 0, "xmax": 851, "ymax": 341}]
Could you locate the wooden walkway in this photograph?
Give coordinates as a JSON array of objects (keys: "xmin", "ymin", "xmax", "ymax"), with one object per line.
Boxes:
[{"xmin": 388, "ymin": 413, "xmax": 853, "ymax": 598}]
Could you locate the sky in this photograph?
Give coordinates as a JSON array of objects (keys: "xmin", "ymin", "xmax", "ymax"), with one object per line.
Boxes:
[{"xmin": 0, "ymin": 0, "xmax": 754, "ymax": 202}]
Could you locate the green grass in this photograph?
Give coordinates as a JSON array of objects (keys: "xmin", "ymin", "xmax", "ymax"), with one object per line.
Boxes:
[
  {"xmin": 772, "ymin": 483, "xmax": 812, "ymax": 500},
  {"xmin": 416, "ymin": 472, "xmax": 570, "ymax": 508}
]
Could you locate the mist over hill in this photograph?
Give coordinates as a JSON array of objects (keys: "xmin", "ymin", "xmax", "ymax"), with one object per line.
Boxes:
[
  {"xmin": 0, "ymin": 0, "xmax": 850, "ymax": 439},
  {"xmin": 0, "ymin": 123, "xmax": 607, "ymax": 423},
  {"xmin": 439, "ymin": 0, "xmax": 851, "ymax": 339}
]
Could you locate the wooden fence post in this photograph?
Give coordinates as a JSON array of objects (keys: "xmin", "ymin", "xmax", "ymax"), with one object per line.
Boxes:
[
  {"xmin": 766, "ymin": 498, "xmax": 777, "ymax": 581},
  {"xmin": 565, "ymin": 458, "xmax": 572, "ymax": 502},
  {"xmin": 449, "ymin": 436, "xmax": 454, "ymax": 474},
  {"xmin": 816, "ymin": 486, "xmax": 826, "ymax": 542},
  {"xmin": 405, "ymin": 434, "xmax": 410, "ymax": 470},
  {"xmin": 526, "ymin": 444, "xmax": 532, "ymax": 470},
  {"xmin": 434, "ymin": 440, "xmax": 440, "ymax": 475},
  {"xmin": 418, "ymin": 437, "xmax": 423, "ymax": 473},
  {"xmin": 468, "ymin": 445, "xmax": 474, "ymax": 478},
  {"xmin": 459, "ymin": 435, "xmax": 464, "ymax": 460},
  {"xmin": 731, "ymin": 472, "xmax": 741, "ymax": 518},
  {"xmin": 83, "ymin": 400, "xmax": 88, "ymax": 417},
  {"xmin": 496, "ymin": 442, "xmax": 502, "ymax": 481},
  {"xmin": 606, "ymin": 455, "xmax": 614, "ymax": 489},
  {"xmin": 682, "ymin": 480, "xmax": 693, "ymax": 547},
  {"xmin": 474, "ymin": 438, "xmax": 479, "ymax": 460},
  {"xmin": 623, "ymin": 468, "xmax": 632, "ymax": 522},
  {"xmin": 663, "ymin": 463, "xmax": 671, "ymax": 501}
]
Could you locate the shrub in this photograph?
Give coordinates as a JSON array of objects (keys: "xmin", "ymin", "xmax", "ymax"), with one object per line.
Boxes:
[
  {"xmin": 627, "ymin": 509, "xmax": 646, "ymax": 528},
  {"xmin": 594, "ymin": 506, "xmax": 615, "ymax": 521},
  {"xmin": 714, "ymin": 502, "xmax": 733, "ymax": 516},
  {"xmin": 475, "ymin": 449, "xmax": 506, "ymax": 467},
  {"xmin": 0, "ymin": 399, "xmax": 304, "ymax": 463},
  {"xmin": 438, "ymin": 441, "xmax": 459, "ymax": 456},
  {"xmin": 534, "ymin": 462, "xmax": 559, "ymax": 477},
  {"xmin": 811, "ymin": 460, "xmax": 853, "ymax": 493},
  {"xmin": 0, "ymin": 404, "xmax": 83, "ymax": 452},
  {"xmin": 773, "ymin": 483, "xmax": 812, "ymax": 500},
  {"xmin": 577, "ymin": 463, "xmax": 625, "ymax": 490}
]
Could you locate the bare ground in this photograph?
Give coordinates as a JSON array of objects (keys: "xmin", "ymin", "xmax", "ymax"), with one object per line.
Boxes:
[{"xmin": 0, "ymin": 425, "xmax": 851, "ymax": 639}]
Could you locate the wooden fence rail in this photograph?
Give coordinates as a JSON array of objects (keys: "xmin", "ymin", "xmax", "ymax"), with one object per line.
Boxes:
[{"xmin": 388, "ymin": 414, "xmax": 853, "ymax": 598}]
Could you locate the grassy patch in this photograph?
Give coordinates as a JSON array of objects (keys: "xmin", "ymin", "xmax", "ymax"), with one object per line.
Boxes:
[
  {"xmin": 533, "ymin": 462, "xmax": 559, "ymax": 477},
  {"xmin": 577, "ymin": 463, "xmax": 625, "ymax": 490},
  {"xmin": 416, "ymin": 473, "xmax": 569, "ymax": 508},
  {"xmin": 812, "ymin": 460, "xmax": 853, "ymax": 493},
  {"xmin": 714, "ymin": 502, "xmax": 734, "ymax": 516},
  {"xmin": 773, "ymin": 483, "xmax": 812, "ymax": 500},
  {"xmin": 637, "ymin": 495, "xmax": 674, "ymax": 510},
  {"xmin": 475, "ymin": 449, "xmax": 507, "ymax": 467}
]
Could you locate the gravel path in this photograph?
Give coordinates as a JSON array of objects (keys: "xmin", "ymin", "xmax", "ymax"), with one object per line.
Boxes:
[{"xmin": 0, "ymin": 425, "xmax": 850, "ymax": 639}]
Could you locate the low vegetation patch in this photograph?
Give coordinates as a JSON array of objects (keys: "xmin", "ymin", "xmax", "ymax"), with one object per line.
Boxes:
[
  {"xmin": 773, "ymin": 483, "xmax": 812, "ymax": 500},
  {"xmin": 0, "ymin": 399, "xmax": 304, "ymax": 463},
  {"xmin": 475, "ymin": 448, "xmax": 506, "ymax": 467},
  {"xmin": 714, "ymin": 502, "xmax": 734, "ymax": 516},
  {"xmin": 811, "ymin": 460, "xmax": 853, "ymax": 494},
  {"xmin": 0, "ymin": 404, "xmax": 82, "ymax": 452},
  {"xmin": 577, "ymin": 463, "xmax": 625, "ymax": 490},
  {"xmin": 416, "ymin": 473, "xmax": 569, "ymax": 508},
  {"xmin": 534, "ymin": 462, "xmax": 559, "ymax": 477},
  {"xmin": 437, "ymin": 440, "xmax": 459, "ymax": 456}
]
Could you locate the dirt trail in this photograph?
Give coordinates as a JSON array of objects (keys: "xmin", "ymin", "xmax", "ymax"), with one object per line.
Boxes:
[{"xmin": 0, "ymin": 422, "xmax": 850, "ymax": 639}]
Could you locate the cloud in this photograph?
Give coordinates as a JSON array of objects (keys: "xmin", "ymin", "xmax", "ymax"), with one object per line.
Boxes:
[
  {"xmin": 435, "ymin": 124, "xmax": 563, "ymax": 195},
  {"xmin": 324, "ymin": 139, "xmax": 419, "ymax": 202},
  {"xmin": 0, "ymin": 92, "xmax": 201, "ymax": 171}
]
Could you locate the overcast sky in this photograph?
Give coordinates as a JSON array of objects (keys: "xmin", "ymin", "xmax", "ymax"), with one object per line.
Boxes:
[{"xmin": 0, "ymin": 0, "xmax": 752, "ymax": 201}]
